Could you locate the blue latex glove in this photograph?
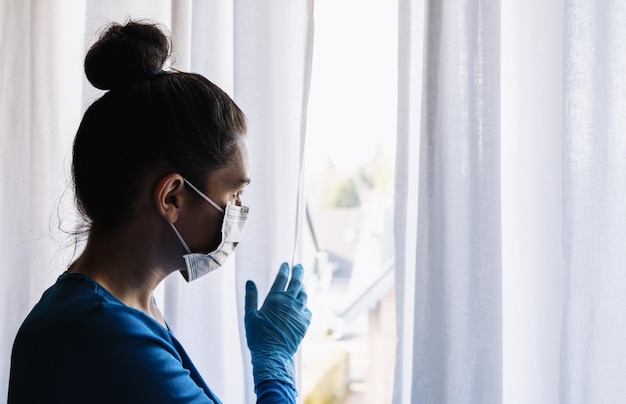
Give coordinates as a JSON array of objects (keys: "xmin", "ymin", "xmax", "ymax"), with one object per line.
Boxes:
[{"xmin": 244, "ymin": 263, "xmax": 312, "ymax": 390}]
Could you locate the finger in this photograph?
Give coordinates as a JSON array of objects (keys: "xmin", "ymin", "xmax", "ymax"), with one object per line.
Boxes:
[
  {"xmin": 244, "ymin": 280, "xmax": 258, "ymax": 313},
  {"xmin": 296, "ymin": 286, "xmax": 308, "ymax": 307},
  {"xmin": 286, "ymin": 264, "xmax": 304, "ymax": 296},
  {"xmin": 269, "ymin": 262, "xmax": 290, "ymax": 292}
]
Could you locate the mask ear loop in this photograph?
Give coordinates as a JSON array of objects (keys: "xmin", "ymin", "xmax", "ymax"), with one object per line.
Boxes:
[
  {"xmin": 170, "ymin": 223, "xmax": 192, "ymax": 254},
  {"xmin": 183, "ymin": 178, "xmax": 225, "ymax": 213}
]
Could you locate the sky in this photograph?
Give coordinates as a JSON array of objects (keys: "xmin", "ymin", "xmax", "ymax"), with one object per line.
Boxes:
[{"xmin": 305, "ymin": 0, "xmax": 398, "ymax": 173}]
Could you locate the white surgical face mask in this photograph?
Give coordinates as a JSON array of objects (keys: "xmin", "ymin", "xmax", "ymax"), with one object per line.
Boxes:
[{"xmin": 170, "ymin": 178, "xmax": 249, "ymax": 282}]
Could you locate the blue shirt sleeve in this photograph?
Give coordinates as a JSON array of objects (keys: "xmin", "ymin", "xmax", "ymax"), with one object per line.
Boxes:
[{"xmin": 58, "ymin": 302, "xmax": 220, "ymax": 404}]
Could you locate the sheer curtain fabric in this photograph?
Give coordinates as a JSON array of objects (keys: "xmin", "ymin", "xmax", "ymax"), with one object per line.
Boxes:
[
  {"xmin": 395, "ymin": 0, "xmax": 501, "ymax": 402},
  {"xmin": 395, "ymin": 0, "xmax": 626, "ymax": 403}
]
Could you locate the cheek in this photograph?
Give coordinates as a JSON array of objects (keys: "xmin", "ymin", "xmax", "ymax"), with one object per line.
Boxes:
[
  {"xmin": 207, "ymin": 216, "xmax": 224, "ymax": 251},
  {"xmin": 179, "ymin": 206, "xmax": 224, "ymax": 253},
  {"xmin": 201, "ymin": 210, "xmax": 224, "ymax": 252}
]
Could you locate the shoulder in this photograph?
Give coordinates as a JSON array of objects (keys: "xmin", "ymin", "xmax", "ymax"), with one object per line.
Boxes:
[
  {"xmin": 59, "ymin": 274, "xmax": 172, "ymax": 344},
  {"xmin": 11, "ymin": 276, "xmax": 222, "ymax": 403},
  {"xmin": 15, "ymin": 273, "xmax": 171, "ymax": 355}
]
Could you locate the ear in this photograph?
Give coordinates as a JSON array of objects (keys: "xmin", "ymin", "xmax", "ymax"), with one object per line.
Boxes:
[{"xmin": 153, "ymin": 173, "xmax": 186, "ymax": 224}]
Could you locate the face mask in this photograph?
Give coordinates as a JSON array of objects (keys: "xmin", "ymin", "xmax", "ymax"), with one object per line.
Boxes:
[{"xmin": 170, "ymin": 178, "xmax": 249, "ymax": 282}]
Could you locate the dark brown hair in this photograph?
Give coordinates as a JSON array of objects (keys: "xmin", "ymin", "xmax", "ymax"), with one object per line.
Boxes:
[{"xmin": 73, "ymin": 20, "xmax": 247, "ymax": 234}]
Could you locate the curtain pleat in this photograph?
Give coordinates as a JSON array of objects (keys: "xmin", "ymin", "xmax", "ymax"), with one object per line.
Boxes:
[
  {"xmin": 561, "ymin": 1, "xmax": 626, "ymax": 402},
  {"xmin": 394, "ymin": 0, "xmax": 424, "ymax": 402},
  {"xmin": 395, "ymin": 0, "xmax": 502, "ymax": 402},
  {"xmin": 501, "ymin": 1, "xmax": 564, "ymax": 403}
]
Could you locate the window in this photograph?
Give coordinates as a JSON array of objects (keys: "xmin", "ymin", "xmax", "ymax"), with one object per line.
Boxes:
[{"xmin": 300, "ymin": 1, "xmax": 398, "ymax": 402}]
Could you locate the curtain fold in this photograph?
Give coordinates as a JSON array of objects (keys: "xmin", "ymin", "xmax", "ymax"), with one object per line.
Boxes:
[
  {"xmin": 394, "ymin": 0, "xmax": 424, "ymax": 402},
  {"xmin": 395, "ymin": 0, "xmax": 502, "ymax": 402},
  {"xmin": 561, "ymin": 1, "xmax": 626, "ymax": 402},
  {"xmin": 501, "ymin": 1, "xmax": 564, "ymax": 403}
]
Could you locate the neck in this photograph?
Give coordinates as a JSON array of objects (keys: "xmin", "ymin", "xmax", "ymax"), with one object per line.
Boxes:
[{"xmin": 68, "ymin": 223, "xmax": 174, "ymax": 326}]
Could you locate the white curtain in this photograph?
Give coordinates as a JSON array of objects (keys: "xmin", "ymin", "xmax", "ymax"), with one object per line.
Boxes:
[
  {"xmin": 0, "ymin": 1, "xmax": 313, "ymax": 402},
  {"xmin": 395, "ymin": 1, "xmax": 626, "ymax": 403},
  {"xmin": 395, "ymin": 0, "xmax": 502, "ymax": 402},
  {"xmin": 561, "ymin": 1, "xmax": 626, "ymax": 402},
  {"xmin": 0, "ymin": 0, "xmax": 87, "ymax": 396}
]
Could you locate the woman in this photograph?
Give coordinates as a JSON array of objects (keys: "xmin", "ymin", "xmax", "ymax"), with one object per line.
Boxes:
[{"xmin": 8, "ymin": 20, "xmax": 311, "ymax": 403}]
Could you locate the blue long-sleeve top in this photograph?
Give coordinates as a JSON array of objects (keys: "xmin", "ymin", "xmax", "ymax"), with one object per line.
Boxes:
[{"xmin": 8, "ymin": 273, "xmax": 295, "ymax": 403}]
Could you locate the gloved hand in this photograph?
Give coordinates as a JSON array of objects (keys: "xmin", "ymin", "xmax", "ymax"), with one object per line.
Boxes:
[{"xmin": 244, "ymin": 262, "xmax": 312, "ymax": 389}]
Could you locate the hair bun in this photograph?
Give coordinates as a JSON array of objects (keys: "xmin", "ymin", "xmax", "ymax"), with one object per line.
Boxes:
[{"xmin": 84, "ymin": 20, "xmax": 170, "ymax": 90}]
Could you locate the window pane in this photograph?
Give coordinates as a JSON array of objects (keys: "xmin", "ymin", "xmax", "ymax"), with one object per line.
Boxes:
[{"xmin": 301, "ymin": 1, "xmax": 398, "ymax": 403}]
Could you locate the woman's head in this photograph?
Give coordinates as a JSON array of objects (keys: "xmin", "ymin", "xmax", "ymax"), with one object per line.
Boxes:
[{"xmin": 73, "ymin": 20, "xmax": 247, "ymax": 234}]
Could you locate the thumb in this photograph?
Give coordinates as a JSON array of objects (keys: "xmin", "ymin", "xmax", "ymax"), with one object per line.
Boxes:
[{"xmin": 244, "ymin": 280, "xmax": 258, "ymax": 314}]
